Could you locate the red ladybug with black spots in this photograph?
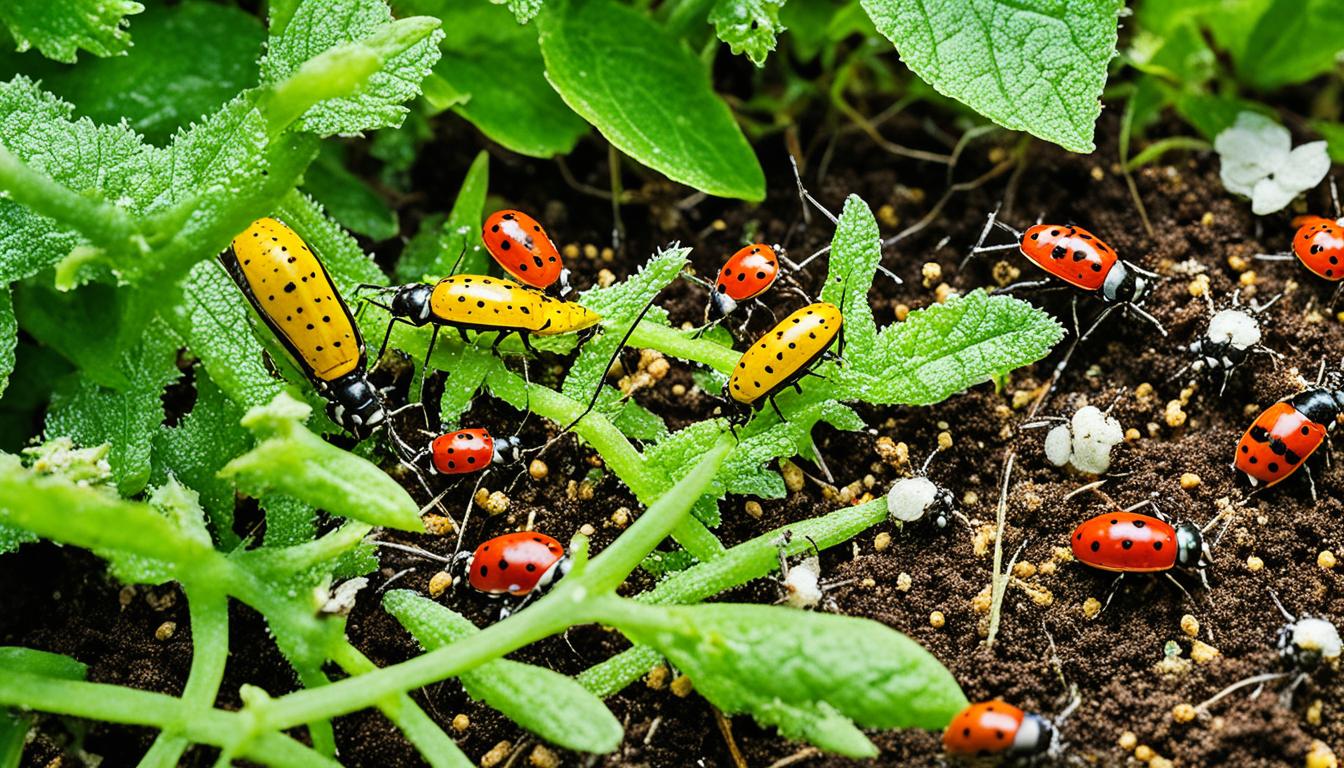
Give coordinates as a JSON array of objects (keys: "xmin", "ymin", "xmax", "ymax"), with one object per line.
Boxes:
[
  {"xmin": 482, "ymin": 209, "xmax": 572, "ymax": 296},
  {"xmin": 463, "ymin": 532, "xmax": 570, "ymax": 596},
  {"xmin": 1235, "ymin": 379, "xmax": 1344, "ymax": 489},
  {"xmin": 428, "ymin": 428, "xmax": 523, "ymax": 476},
  {"xmin": 943, "ymin": 701, "xmax": 1053, "ymax": 758},
  {"xmin": 1071, "ymin": 511, "xmax": 1205, "ymax": 573},
  {"xmin": 708, "ymin": 243, "xmax": 780, "ymax": 322},
  {"xmin": 1290, "ymin": 215, "xmax": 1344, "ymax": 281}
]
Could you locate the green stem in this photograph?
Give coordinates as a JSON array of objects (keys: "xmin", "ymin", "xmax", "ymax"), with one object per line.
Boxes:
[
  {"xmin": 0, "ymin": 146, "xmax": 140, "ymax": 254},
  {"xmin": 628, "ymin": 321, "xmax": 738, "ymax": 373},
  {"xmin": 136, "ymin": 589, "xmax": 230, "ymax": 768}
]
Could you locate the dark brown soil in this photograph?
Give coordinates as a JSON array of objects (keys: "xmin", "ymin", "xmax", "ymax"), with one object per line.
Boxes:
[{"xmin": 5, "ymin": 92, "xmax": 1344, "ymax": 768}]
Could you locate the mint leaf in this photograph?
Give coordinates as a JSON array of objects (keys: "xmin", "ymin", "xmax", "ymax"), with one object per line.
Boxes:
[
  {"xmin": 643, "ymin": 420, "xmax": 727, "ymax": 525},
  {"xmin": 413, "ymin": 0, "xmax": 587, "ymax": 158},
  {"xmin": 302, "ymin": 145, "xmax": 399, "ymax": 241},
  {"xmin": 384, "ymin": 590, "xmax": 624, "ymax": 753},
  {"xmin": 437, "ymin": 346, "xmax": 500, "ymax": 429},
  {"xmin": 45, "ymin": 316, "xmax": 183, "ymax": 496},
  {"xmin": 709, "ymin": 0, "xmax": 786, "ymax": 66},
  {"xmin": 1235, "ymin": 0, "xmax": 1344, "ymax": 89},
  {"xmin": 859, "ymin": 0, "xmax": 1121, "ymax": 152},
  {"xmin": 0, "ymin": 0, "xmax": 143, "ymax": 63},
  {"xmin": 261, "ymin": 0, "xmax": 443, "ymax": 136},
  {"xmin": 538, "ymin": 0, "xmax": 765, "ymax": 200},
  {"xmin": 0, "ymin": 289, "xmax": 14, "ymax": 398},
  {"xmin": 820, "ymin": 195, "xmax": 880, "ymax": 363},
  {"xmin": 615, "ymin": 603, "xmax": 966, "ymax": 756},
  {"xmin": 395, "ymin": 150, "xmax": 490, "ymax": 281}
]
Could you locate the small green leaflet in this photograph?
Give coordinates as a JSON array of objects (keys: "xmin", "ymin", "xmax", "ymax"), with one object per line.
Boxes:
[
  {"xmin": 494, "ymin": 0, "xmax": 544, "ymax": 23},
  {"xmin": 261, "ymin": 0, "xmax": 443, "ymax": 136},
  {"xmin": 1235, "ymin": 0, "xmax": 1344, "ymax": 89},
  {"xmin": 709, "ymin": 0, "xmax": 787, "ymax": 67},
  {"xmin": 383, "ymin": 590, "xmax": 624, "ymax": 753},
  {"xmin": 107, "ymin": 479, "xmax": 214, "ymax": 586},
  {"xmin": 0, "ymin": 0, "xmax": 143, "ymax": 63},
  {"xmin": 437, "ymin": 345, "xmax": 499, "ymax": 429},
  {"xmin": 721, "ymin": 400, "xmax": 863, "ymax": 498},
  {"xmin": 819, "ymin": 194, "xmax": 881, "ymax": 367},
  {"xmin": 538, "ymin": 0, "xmax": 765, "ymax": 200},
  {"xmin": 859, "ymin": 0, "xmax": 1121, "ymax": 152}
]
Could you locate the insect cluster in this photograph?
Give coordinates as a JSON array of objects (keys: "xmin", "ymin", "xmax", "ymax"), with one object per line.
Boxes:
[{"xmin": 219, "ymin": 175, "xmax": 1342, "ymax": 762}]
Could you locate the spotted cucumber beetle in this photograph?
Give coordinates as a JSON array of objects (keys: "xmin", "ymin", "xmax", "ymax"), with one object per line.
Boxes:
[
  {"xmin": 222, "ymin": 217, "xmax": 386, "ymax": 439},
  {"xmin": 724, "ymin": 301, "xmax": 843, "ymax": 424},
  {"xmin": 481, "ymin": 210, "xmax": 573, "ymax": 296}
]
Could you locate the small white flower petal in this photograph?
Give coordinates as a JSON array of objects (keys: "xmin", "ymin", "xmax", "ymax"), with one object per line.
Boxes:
[
  {"xmin": 1221, "ymin": 158, "xmax": 1266, "ymax": 197},
  {"xmin": 1272, "ymin": 141, "xmax": 1331, "ymax": 192},
  {"xmin": 1215, "ymin": 112, "xmax": 1291, "ymax": 172},
  {"xmin": 1251, "ymin": 177, "xmax": 1299, "ymax": 215}
]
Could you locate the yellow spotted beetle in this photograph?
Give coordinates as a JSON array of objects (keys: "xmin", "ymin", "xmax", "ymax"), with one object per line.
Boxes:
[
  {"xmin": 222, "ymin": 217, "xmax": 387, "ymax": 439},
  {"xmin": 725, "ymin": 301, "xmax": 844, "ymax": 423}
]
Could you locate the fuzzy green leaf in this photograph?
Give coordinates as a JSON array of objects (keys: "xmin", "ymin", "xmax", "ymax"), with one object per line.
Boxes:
[
  {"xmin": 538, "ymin": 0, "xmax": 765, "ymax": 199},
  {"xmin": 643, "ymin": 419, "xmax": 727, "ymax": 526},
  {"xmin": 302, "ymin": 145, "xmax": 399, "ymax": 241},
  {"xmin": 612, "ymin": 399, "xmax": 668, "ymax": 441},
  {"xmin": 0, "ymin": 648, "xmax": 87, "ymax": 681},
  {"xmin": 497, "ymin": 0, "xmax": 545, "ymax": 23},
  {"xmin": 709, "ymin": 0, "xmax": 787, "ymax": 66},
  {"xmin": 383, "ymin": 591, "xmax": 624, "ymax": 753},
  {"xmin": 260, "ymin": 494, "xmax": 317, "ymax": 547},
  {"xmin": 722, "ymin": 400, "xmax": 863, "ymax": 498},
  {"xmin": 395, "ymin": 150, "xmax": 490, "ymax": 281},
  {"xmin": 219, "ymin": 393, "xmax": 423, "ymax": 532},
  {"xmin": 151, "ymin": 372, "xmax": 251, "ymax": 545},
  {"xmin": 0, "ymin": 0, "xmax": 143, "ymax": 63},
  {"xmin": 107, "ymin": 479, "xmax": 214, "ymax": 584},
  {"xmin": 45, "ymin": 316, "xmax": 183, "ymax": 496},
  {"xmin": 616, "ymin": 603, "xmax": 966, "ymax": 757},
  {"xmin": 0, "ymin": 289, "xmax": 13, "ymax": 399},
  {"xmin": 437, "ymin": 346, "xmax": 500, "ymax": 429},
  {"xmin": 820, "ymin": 194, "xmax": 880, "ymax": 363},
  {"xmin": 261, "ymin": 0, "xmax": 443, "ymax": 136},
  {"xmin": 860, "ymin": 0, "xmax": 1121, "ymax": 152},
  {"xmin": 412, "ymin": 1, "xmax": 587, "ymax": 158},
  {"xmin": 1234, "ymin": 0, "xmax": 1344, "ymax": 89}
]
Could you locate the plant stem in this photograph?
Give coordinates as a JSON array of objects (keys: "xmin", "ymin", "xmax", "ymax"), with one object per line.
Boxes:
[
  {"xmin": 0, "ymin": 146, "xmax": 139, "ymax": 254},
  {"xmin": 628, "ymin": 321, "xmax": 739, "ymax": 373}
]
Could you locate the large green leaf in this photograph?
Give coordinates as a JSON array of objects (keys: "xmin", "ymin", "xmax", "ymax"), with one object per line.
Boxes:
[
  {"xmin": 0, "ymin": 0, "xmax": 143, "ymax": 63},
  {"xmin": 859, "ymin": 0, "xmax": 1122, "ymax": 152},
  {"xmin": 538, "ymin": 0, "xmax": 765, "ymax": 200},
  {"xmin": 1234, "ymin": 0, "xmax": 1344, "ymax": 89},
  {"xmin": 0, "ymin": 289, "xmax": 13, "ymax": 399}
]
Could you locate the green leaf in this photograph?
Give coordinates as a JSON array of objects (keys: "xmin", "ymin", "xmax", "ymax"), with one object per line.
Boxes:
[
  {"xmin": 0, "ymin": 648, "xmax": 87, "ymax": 680},
  {"xmin": 45, "ymin": 316, "xmax": 183, "ymax": 496},
  {"xmin": 497, "ymin": 0, "xmax": 545, "ymax": 23},
  {"xmin": 412, "ymin": 0, "xmax": 587, "ymax": 158},
  {"xmin": 1312, "ymin": 120, "xmax": 1344, "ymax": 164},
  {"xmin": 260, "ymin": 494, "xmax": 317, "ymax": 547},
  {"xmin": 1173, "ymin": 92, "xmax": 1276, "ymax": 141},
  {"xmin": 612, "ymin": 399, "xmax": 668, "ymax": 441},
  {"xmin": 151, "ymin": 372, "xmax": 251, "ymax": 545},
  {"xmin": 437, "ymin": 346, "xmax": 499, "ymax": 429},
  {"xmin": 0, "ymin": 0, "xmax": 143, "ymax": 63},
  {"xmin": 395, "ymin": 150, "xmax": 490, "ymax": 282},
  {"xmin": 0, "ymin": 341, "xmax": 70, "ymax": 455},
  {"xmin": 859, "ymin": 0, "xmax": 1122, "ymax": 152},
  {"xmin": 219, "ymin": 392, "xmax": 423, "ymax": 532},
  {"xmin": 261, "ymin": 0, "xmax": 443, "ymax": 136},
  {"xmin": 538, "ymin": 0, "xmax": 765, "ymax": 199},
  {"xmin": 721, "ymin": 400, "xmax": 863, "ymax": 498},
  {"xmin": 3, "ymin": 2, "xmax": 265, "ymax": 142},
  {"xmin": 302, "ymin": 145, "xmax": 399, "ymax": 241},
  {"xmin": 820, "ymin": 194, "xmax": 880, "ymax": 361},
  {"xmin": 643, "ymin": 419, "xmax": 727, "ymax": 525},
  {"xmin": 383, "ymin": 590, "xmax": 624, "ymax": 753},
  {"xmin": 615, "ymin": 603, "xmax": 966, "ymax": 756},
  {"xmin": 106, "ymin": 478, "xmax": 214, "ymax": 584},
  {"xmin": 1234, "ymin": 0, "xmax": 1344, "ymax": 89},
  {"xmin": 845, "ymin": 289, "xmax": 1062, "ymax": 405},
  {"xmin": 0, "ymin": 289, "xmax": 13, "ymax": 399},
  {"xmin": 709, "ymin": 0, "xmax": 787, "ymax": 66}
]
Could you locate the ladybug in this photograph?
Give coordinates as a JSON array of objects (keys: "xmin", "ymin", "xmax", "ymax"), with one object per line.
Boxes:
[
  {"xmin": 1234, "ymin": 381, "xmax": 1344, "ymax": 489},
  {"xmin": 708, "ymin": 243, "xmax": 780, "ymax": 322},
  {"xmin": 724, "ymin": 302, "xmax": 843, "ymax": 423},
  {"xmin": 481, "ymin": 210, "xmax": 572, "ymax": 296},
  {"xmin": 222, "ymin": 217, "xmax": 386, "ymax": 439},
  {"xmin": 427, "ymin": 428, "xmax": 523, "ymax": 476},
  {"xmin": 943, "ymin": 701, "xmax": 1053, "ymax": 758},
  {"xmin": 463, "ymin": 532, "xmax": 570, "ymax": 596},
  {"xmin": 1071, "ymin": 511, "xmax": 1205, "ymax": 573},
  {"xmin": 1290, "ymin": 215, "xmax": 1344, "ymax": 281}
]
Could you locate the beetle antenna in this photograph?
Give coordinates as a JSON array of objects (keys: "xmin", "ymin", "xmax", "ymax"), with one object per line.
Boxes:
[
  {"xmin": 920, "ymin": 448, "xmax": 940, "ymax": 475},
  {"xmin": 446, "ymin": 243, "xmax": 469, "ymax": 277},
  {"xmin": 1267, "ymin": 589, "xmax": 1296, "ymax": 622}
]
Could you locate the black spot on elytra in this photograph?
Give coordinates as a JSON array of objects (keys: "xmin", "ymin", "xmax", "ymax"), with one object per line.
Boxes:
[
  {"xmin": 1122, "ymin": 540, "xmax": 1133, "ymax": 550},
  {"xmin": 284, "ymin": 282, "xmax": 296, "ymax": 292},
  {"xmin": 1090, "ymin": 541, "xmax": 1100, "ymax": 552}
]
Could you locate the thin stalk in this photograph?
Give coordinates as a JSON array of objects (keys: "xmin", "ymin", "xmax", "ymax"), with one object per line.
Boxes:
[
  {"xmin": 0, "ymin": 146, "xmax": 140, "ymax": 254},
  {"xmin": 985, "ymin": 452, "xmax": 1015, "ymax": 649}
]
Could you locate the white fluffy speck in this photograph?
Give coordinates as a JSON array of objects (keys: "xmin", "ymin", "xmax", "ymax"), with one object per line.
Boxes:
[
  {"xmin": 1046, "ymin": 406, "xmax": 1125, "ymax": 475},
  {"xmin": 783, "ymin": 557, "xmax": 823, "ymax": 609},
  {"xmin": 1293, "ymin": 618, "xmax": 1342, "ymax": 661},
  {"xmin": 320, "ymin": 577, "xmax": 368, "ymax": 616},
  {"xmin": 1207, "ymin": 308, "xmax": 1262, "ymax": 350},
  {"xmin": 887, "ymin": 477, "xmax": 939, "ymax": 522}
]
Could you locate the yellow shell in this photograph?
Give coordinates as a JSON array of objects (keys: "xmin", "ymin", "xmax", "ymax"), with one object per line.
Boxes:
[
  {"xmin": 427, "ymin": 274, "xmax": 599, "ymax": 335},
  {"xmin": 727, "ymin": 302, "xmax": 841, "ymax": 405}
]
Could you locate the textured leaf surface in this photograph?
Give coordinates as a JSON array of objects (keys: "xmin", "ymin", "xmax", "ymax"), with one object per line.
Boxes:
[
  {"xmin": 384, "ymin": 591, "xmax": 623, "ymax": 753},
  {"xmin": 0, "ymin": 0, "xmax": 143, "ymax": 63},
  {"xmin": 496, "ymin": 0, "xmax": 544, "ymax": 23},
  {"xmin": 860, "ymin": 0, "xmax": 1121, "ymax": 152},
  {"xmin": 709, "ymin": 0, "xmax": 787, "ymax": 66},
  {"xmin": 1234, "ymin": 0, "xmax": 1344, "ymax": 89},
  {"xmin": 721, "ymin": 400, "xmax": 863, "ymax": 498},
  {"xmin": 0, "ymin": 289, "xmax": 13, "ymax": 399},
  {"xmin": 619, "ymin": 603, "xmax": 966, "ymax": 756},
  {"xmin": 820, "ymin": 195, "xmax": 880, "ymax": 363},
  {"xmin": 261, "ymin": 0, "xmax": 443, "ymax": 135},
  {"xmin": 538, "ymin": 0, "xmax": 764, "ymax": 199}
]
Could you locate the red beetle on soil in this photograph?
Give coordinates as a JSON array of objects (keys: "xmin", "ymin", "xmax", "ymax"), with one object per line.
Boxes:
[
  {"xmin": 1290, "ymin": 215, "xmax": 1344, "ymax": 281},
  {"xmin": 464, "ymin": 532, "xmax": 570, "ymax": 597},
  {"xmin": 481, "ymin": 209, "xmax": 572, "ymax": 295},
  {"xmin": 943, "ymin": 701, "xmax": 1053, "ymax": 758},
  {"xmin": 427, "ymin": 428, "xmax": 523, "ymax": 476},
  {"xmin": 1235, "ymin": 377, "xmax": 1344, "ymax": 491},
  {"xmin": 1071, "ymin": 511, "xmax": 1204, "ymax": 573}
]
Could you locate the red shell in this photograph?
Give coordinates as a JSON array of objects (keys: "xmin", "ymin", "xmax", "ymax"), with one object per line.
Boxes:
[
  {"xmin": 1235, "ymin": 401, "xmax": 1327, "ymax": 487},
  {"xmin": 430, "ymin": 428, "xmax": 494, "ymax": 475},
  {"xmin": 943, "ymin": 701, "xmax": 1025, "ymax": 755},
  {"xmin": 1290, "ymin": 216, "xmax": 1344, "ymax": 281},
  {"xmin": 482, "ymin": 210, "xmax": 564, "ymax": 289},
  {"xmin": 1020, "ymin": 224, "xmax": 1118, "ymax": 292},
  {"xmin": 714, "ymin": 244, "xmax": 779, "ymax": 302},
  {"xmin": 466, "ymin": 532, "xmax": 566, "ymax": 595},
  {"xmin": 1071, "ymin": 512, "xmax": 1178, "ymax": 573}
]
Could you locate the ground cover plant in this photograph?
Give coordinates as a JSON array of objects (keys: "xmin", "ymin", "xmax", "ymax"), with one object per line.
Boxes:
[{"xmin": 1, "ymin": 0, "xmax": 1343, "ymax": 766}]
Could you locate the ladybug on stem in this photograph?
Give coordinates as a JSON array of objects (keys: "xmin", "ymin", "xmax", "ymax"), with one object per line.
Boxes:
[
  {"xmin": 481, "ymin": 210, "xmax": 572, "ymax": 296},
  {"xmin": 1234, "ymin": 363, "xmax": 1344, "ymax": 497},
  {"xmin": 724, "ymin": 301, "xmax": 843, "ymax": 425},
  {"xmin": 943, "ymin": 701, "xmax": 1054, "ymax": 759}
]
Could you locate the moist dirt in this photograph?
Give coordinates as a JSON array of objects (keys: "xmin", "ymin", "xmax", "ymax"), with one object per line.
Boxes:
[{"xmin": 4, "ymin": 102, "xmax": 1344, "ymax": 768}]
